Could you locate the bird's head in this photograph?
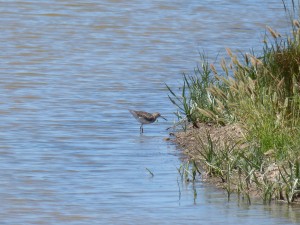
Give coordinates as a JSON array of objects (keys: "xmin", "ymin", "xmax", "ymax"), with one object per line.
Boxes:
[{"xmin": 153, "ymin": 112, "xmax": 167, "ymax": 121}]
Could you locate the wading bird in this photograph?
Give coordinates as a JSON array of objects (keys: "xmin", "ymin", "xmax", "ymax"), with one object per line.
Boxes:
[{"xmin": 129, "ymin": 110, "xmax": 167, "ymax": 133}]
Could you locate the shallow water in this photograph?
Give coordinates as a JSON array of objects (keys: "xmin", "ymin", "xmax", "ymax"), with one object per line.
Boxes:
[{"xmin": 0, "ymin": 0, "xmax": 299, "ymax": 224}]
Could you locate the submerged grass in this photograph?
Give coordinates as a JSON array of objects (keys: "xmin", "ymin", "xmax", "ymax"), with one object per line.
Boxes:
[{"xmin": 168, "ymin": 2, "xmax": 300, "ymax": 204}]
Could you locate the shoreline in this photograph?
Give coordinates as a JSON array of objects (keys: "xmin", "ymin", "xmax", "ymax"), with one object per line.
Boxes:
[{"xmin": 171, "ymin": 123, "xmax": 300, "ymax": 204}]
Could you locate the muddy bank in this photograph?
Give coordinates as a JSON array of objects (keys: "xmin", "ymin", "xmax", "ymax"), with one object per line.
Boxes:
[
  {"xmin": 174, "ymin": 123, "xmax": 244, "ymax": 154},
  {"xmin": 173, "ymin": 123, "xmax": 245, "ymax": 186},
  {"xmin": 172, "ymin": 123, "xmax": 300, "ymax": 203}
]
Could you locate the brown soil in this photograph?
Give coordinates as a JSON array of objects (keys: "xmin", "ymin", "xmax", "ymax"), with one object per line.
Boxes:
[{"xmin": 174, "ymin": 123, "xmax": 245, "ymax": 153}]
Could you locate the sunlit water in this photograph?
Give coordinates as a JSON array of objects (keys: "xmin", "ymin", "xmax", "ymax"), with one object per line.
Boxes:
[{"xmin": 0, "ymin": 0, "xmax": 299, "ymax": 224}]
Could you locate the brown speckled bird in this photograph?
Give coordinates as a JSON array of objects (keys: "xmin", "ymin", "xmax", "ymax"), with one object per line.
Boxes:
[{"xmin": 129, "ymin": 110, "xmax": 167, "ymax": 133}]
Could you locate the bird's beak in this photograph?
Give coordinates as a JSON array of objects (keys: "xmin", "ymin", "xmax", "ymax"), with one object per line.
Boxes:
[{"xmin": 160, "ymin": 115, "xmax": 167, "ymax": 121}]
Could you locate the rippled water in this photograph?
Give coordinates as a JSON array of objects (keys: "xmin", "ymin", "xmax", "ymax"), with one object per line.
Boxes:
[{"xmin": 0, "ymin": 1, "xmax": 299, "ymax": 224}]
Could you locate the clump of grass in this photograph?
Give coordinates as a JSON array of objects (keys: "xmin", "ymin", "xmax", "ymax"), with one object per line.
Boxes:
[
  {"xmin": 278, "ymin": 160, "xmax": 300, "ymax": 203},
  {"xmin": 169, "ymin": 2, "xmax": 300, "ymax": 204},
  {"xmin": 177, "ymin": 160, "xmax": 201, "ymax": 203},
  {"xmin": 166, "ymin": 54, "xmax": 228, "ymax": 128},
  {"xmin": 213, "ymin": 25, "xmax": 300, "ymax": 160},
  {"xmin": 177, "ymin": 160, "xmax": 201, "ymax": 183}
]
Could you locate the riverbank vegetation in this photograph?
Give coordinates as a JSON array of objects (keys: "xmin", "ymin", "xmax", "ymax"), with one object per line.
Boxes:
[{"xmin": 168, "ymin": 2, "xmax": 300, "ymax": 204}]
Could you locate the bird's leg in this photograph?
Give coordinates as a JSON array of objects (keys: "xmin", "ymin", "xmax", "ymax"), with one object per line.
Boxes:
[{"xmin": 140, "ymin": 124, "xmax": 144, "ymax": 133}]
